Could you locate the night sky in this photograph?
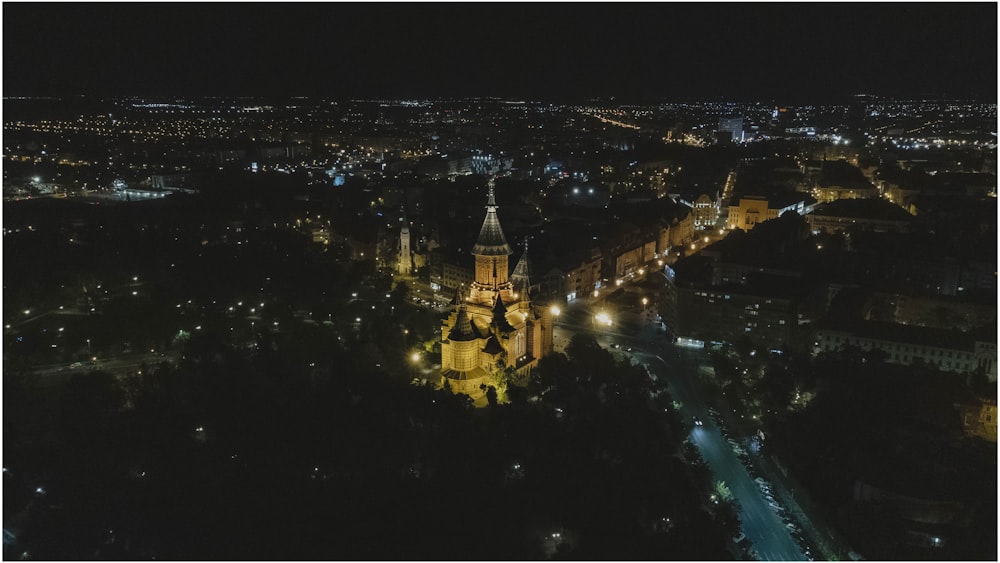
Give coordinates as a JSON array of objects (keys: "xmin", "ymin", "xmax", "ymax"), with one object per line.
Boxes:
[{"xmin": 3, "ymin": 3, "xmax": 997, "ymax": 101}]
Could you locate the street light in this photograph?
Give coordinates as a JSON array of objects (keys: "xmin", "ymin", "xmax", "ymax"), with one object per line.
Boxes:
[
  {"xmin": 550, "ymin": 305, "xmax": 561, "ymax": 317},
  {"xmin": 595, "ymin": 311, "xmax": 612, "ymax": 327}
]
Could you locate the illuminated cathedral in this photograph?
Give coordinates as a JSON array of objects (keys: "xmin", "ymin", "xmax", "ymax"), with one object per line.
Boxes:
[{"xmin": 440, "ymin": 181, "xmax": 555, "ymax": 399}]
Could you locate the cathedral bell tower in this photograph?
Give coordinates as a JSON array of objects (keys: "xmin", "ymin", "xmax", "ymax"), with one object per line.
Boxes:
[{"xmin": 469, "ymin": 180, "xmax": 513, "ymax": 305}]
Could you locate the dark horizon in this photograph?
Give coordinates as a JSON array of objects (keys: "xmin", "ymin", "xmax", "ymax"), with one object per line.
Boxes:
[{"xmin": 3, "ymin": 3, "xmax": 997, "ymax": 101}]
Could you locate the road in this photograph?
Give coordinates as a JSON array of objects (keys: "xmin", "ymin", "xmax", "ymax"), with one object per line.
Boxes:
[
  {"xmin": 30, "ymin": 351, "xmax": 177, "ymax": 381},
  {"xmin": 554, "ymin": 297, "xmax": 808, "ymax": 561}
]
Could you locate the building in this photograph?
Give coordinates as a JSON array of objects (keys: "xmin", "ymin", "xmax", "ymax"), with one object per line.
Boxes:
[
  {"xmin": 814, "ymin": 321, "xmax": 997, "ymax": 381},
  {"xmin": 811, "ymin": 159, "xmax": 878, "ymax": 203},
  {"xmin": 440, "ymin": 183, "xmax": 555, "ymax": 401},
  {"xmin": 676, "ymin": 281, "xmax": 803, "ymax": 349},
  {"xmin": 718, "ymin": 116, "xmax": 744, "ymax": 143},
  {"xmin": 958, "ymin": 399, "xmax": 998, "ymax": 442},
  {"xmin": 398, "ymin": 218, "xmax": 413, "ymax": 275},
  {"xmin": 690, "ymin": 193, "xmax": 721, "ymax": 230},
  {"xmin": 807, "ymin": 198, "xmax": 914, "ymax": 234},
  {"xmin": 532, "ymin": 244, "xmax": 603, "ymax": 303},
  {"xmin": 726, "ymin": 194, "xmax": 815, "ymax": 231}
]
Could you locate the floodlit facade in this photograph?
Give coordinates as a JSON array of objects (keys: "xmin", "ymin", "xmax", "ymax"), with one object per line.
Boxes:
[
  {"xmin": 440, "ymin": 182, "xmax": 555, "ymax": 400},
  {"xmin": 398, "ymin": 221, "xmax": 413, "ymax": 275},
  {"xmin": 727, "ymin": 195, "xmax": 814, "ymax": 231}
]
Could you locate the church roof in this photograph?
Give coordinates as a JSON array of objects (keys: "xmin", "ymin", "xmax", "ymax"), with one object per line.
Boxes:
[
  {"xmin": 492, "ymin": 295, "xmax": 516, "ymax": 333},
  {"xmin": 471, "ymin": 183, "xmax": 513, "ymax": 256},
  {"xmin": 448, "ymin": 305, "xmax": 477, "ymax": 342},
  {"xmin": 510, "ymin": 242, "xmax": 531, "ymax": 294},
  {"xmin": 442, "ymin": 366, "xmax": 488, "ymax": 381},
  {"xmin": 482, "ymin": 335, "xmax": 504, "ymax": 355}
]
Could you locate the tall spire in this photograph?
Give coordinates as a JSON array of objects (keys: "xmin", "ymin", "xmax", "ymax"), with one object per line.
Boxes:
[
  {"xmin": 486, "ymin": 177, "xmax": 497, "ymax": 207},
  {"xmin": 471, "ymin": 178, "xmax": 512, "ymax": 256},
  {"xmin": 510, "ymin": 240, "xmax": 532, "ymax": 297}
]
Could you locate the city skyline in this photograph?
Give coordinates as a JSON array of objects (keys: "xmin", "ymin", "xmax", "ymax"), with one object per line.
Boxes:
[
  {"xmin": 3, "ymin": 3, "xmax": 997, "ymax": 101},
  {"xmin": 3, "ymin": 5, "xmax": 996, "ymax": 560}
]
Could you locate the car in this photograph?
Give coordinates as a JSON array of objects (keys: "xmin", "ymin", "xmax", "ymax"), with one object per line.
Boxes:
[
  {"xmin": 732, "ymin": 532, "xmax": 747, "ymax": 544},
  {"xmin": 693, "ymin": 417, "xmax": 704, "ymax": 426}
]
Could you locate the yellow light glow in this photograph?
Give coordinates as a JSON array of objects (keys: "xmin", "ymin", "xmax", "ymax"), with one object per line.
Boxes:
[{"xmin": 550, "ymin": 305, "xmax": 561, "ymax": 316}]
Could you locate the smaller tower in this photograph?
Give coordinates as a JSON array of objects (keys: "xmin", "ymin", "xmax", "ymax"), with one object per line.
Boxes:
[
  {"xmin": 398, "ymin": 211, "xmax": 413, "ymax": 276},
  {"xmin": 509, "ymin": 240, "xmax": 532, "ymax": 300}
]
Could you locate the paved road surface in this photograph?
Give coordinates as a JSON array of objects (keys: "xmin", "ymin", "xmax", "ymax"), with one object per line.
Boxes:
[{"xmin": 554, "ymin": 296, "xmax": 808, "ymax": 560}]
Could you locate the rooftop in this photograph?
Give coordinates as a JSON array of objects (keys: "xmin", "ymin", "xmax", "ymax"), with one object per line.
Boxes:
[
  {"xmin": 470, "ymin": 186, "xmax": 513, "ymax": 256},
  {"xmin": 811, "ymin": 198, "xmax": 914, "ymax": 222}
]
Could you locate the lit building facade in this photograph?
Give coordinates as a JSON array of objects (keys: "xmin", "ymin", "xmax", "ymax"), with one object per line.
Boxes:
[
  {"xmin": 440, "ymin": 183, "xmax": 555, "ymax": 400},
  {"xmin": 727, "ymin": 195, "xmax": 814, "ymax": 231},
  {"xmin": 691, "ymin": 193, "xmax": 721, "ymax": 230},
  {"xmin": 398, "ymin": 221, "xmax": 413, "ymax": 275},
  {"xmin": 814, "ymin": 324, "xmax": 997, "ymax": 381}
]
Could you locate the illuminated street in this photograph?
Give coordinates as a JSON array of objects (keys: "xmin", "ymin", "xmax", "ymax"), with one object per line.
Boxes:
[{"xmin": 555, "ymin": 296, "xmax": 810, "ymax": 560}]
